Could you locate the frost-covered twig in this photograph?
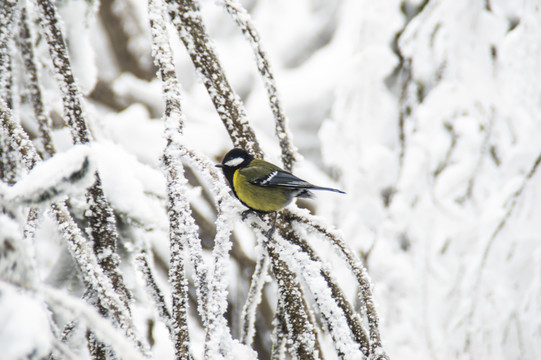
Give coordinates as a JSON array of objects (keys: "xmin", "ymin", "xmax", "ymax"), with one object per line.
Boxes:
[
  {"xmin": 85, "ymin": 174, "xmax": 132, "ymax": 304},
  {"xmin": 35, "ymin": 0, "xmax": 90, "ymax": 144},
  {"xmin": 269, "ymin": 246, "xmax": 322, "ymax": 360},
  {"xmin": 203, "ymin": 207, "xmax": 235, "ymax": 358},
  {"xmin": 165, "ymin": 0, "xmax": 262, "ymax": 157},
  {"xmin": 16, "ymin": 7, "xmax": 55, "ymax": 158},
  {"xmin": 169, "ymin": 146, "xmax": 240, "ymax": 357},
  {"xmin": 240, "ymin": 250, "xmax": 269, "ymax": 346},
  {"xmin": 270, "ymin": 301, "xmax": 288, "ymax": 360},
  {"xmin": 0, "ymin": 0, "xmax": 18, "ymax": 110},
  {"xmin": 36, "ymin": 0, "xmax": 133, "ymax": 326},
  {"xmin": 220, "ymin": 0, "xmax": 297, "ymax": 171},
  {"xmin": 174, "ymin": 145, "xmax": 241, "ymax": 359},
  {"xmin": 285, "ymin": 208, "xmax": 388, "ymax": 359},
  {"xmin": 250, "ymin": 220, "xmax": 323, "ymax": 360},
  {"xmin": 51, "ymin": 202, "xmax": 150, "ymax": 357},
  {"xmin": 279, "ymin": 219, "xmax": 370, "ymax": 358},
  {"xmin": 148, "ymin": 0, "xmax": 195, "ymax": 357},
  {"xmin": 0, "ymin": 1, "xmax": 20, "ymax": 185},
  {"xmin": 277, "ymin": 224, "xmax": 367, "ymax": 359},
  {"xmin": 135, "ymin": 251, "xmax": 173, "ymax": 334},
  {"xmin": 0, "ymin": 99, "xmax": 39, "ymax": 169},
  {"xmin": 1, "ymin": 102, "xmax": 149, "ymax": 356},
  {"xmin": 38, "ymin": 284, "xmax": 148, "ymax": 360}
]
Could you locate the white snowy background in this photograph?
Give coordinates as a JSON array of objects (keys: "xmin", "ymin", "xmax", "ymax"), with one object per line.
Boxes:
[{"xmin": 1, "ymin": 0, "xmax": 540, "ymax": 359}]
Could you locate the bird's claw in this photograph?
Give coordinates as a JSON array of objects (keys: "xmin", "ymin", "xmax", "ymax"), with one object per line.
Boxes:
[{"xmin": 241, "ymin": 209, "xmax": 254, "ymax": 221}]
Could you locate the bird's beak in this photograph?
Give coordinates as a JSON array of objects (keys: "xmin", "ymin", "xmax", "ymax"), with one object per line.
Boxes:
[{"xmin": 215, "ymin": 164, "xmax": 223, "ymax": 168}]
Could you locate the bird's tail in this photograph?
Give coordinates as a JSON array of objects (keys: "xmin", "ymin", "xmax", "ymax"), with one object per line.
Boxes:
[{"xmin": 310, "ymin": 186, "xmax": 345, "ymax": 194}]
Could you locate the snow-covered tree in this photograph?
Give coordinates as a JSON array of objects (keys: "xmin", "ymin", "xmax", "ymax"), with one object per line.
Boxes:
[{"xmin": 1, "ymin": 0, "xmax": 540, "ymax": 359}]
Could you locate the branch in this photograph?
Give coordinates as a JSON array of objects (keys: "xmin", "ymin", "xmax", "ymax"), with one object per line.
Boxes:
[
  {"xmin": 285, "ymin": 208, "xmax": 388, "ymax": 359},
  {"xmin": 1, "ymin": 102, "xmax": 149, "ymax": 356},
  {"xmin": 244, "ymin": 216, "xmax": 323, "ymax": 360},
  {"xmin": 220, "ymin": 0, "xmax": 298, "ymax": 170},
  {"xmin": 279, "ymin": 214, "xmax": 370, "ymax": 357},
  {"xmin": 135, "ymin": 250, "xmax": 173, "ymax": 334},
  {"xmin": 36, "ymin": 0, "xmax": 133, "ymax": 331},
  {"xmin": 38, "ymin": 283, "xmax": 148, "ymax": 360},
  {"xmin": 165, "ymin": 0, "xmax": 262, "ymax": 157},
  {"xmin": 148, "ymin": 0, "xmax": 194, "ymax": 357},
  {"xmin": 35, "ymin": 0, "xmax": 90, "ymax": 144},
  {"xmin": 0, "ymin": 0, "xmax": 18, "ymax": 110},
  {"xmin": 16, "ymin": 7, "xmax": 56, "ymax": 158},
  {"xmin": 240, "ymin": 250, "xmax": 269, "ymax": 345}
]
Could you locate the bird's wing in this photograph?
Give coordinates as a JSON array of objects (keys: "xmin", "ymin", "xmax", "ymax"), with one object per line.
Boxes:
[
  {"xmin": 252, "ymin": 170, "xmax": 313, "ymax": 188},
  {"xmin": 240, "ymin": 163, "xmax": 313, "ymax": 189}
]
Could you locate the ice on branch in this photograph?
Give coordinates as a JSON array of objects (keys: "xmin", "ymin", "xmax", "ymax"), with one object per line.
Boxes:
[{"xmin": 1, "ymin": 145, "xmax": 95, "ymax": 207}]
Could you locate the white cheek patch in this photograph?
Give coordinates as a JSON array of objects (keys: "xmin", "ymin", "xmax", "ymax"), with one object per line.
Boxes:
[{"xmin": 224, "ymin": 157, "xmax": 244, "ymax": 167}]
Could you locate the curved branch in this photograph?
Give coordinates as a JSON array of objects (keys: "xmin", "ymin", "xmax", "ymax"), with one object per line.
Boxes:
[
  {"xmin": 220, "ymin": 0, "xmax": 298, "ymax": 170},
  {"xmin": 165, "ymin": 0, "xmax": 262, "ymax": 157}
]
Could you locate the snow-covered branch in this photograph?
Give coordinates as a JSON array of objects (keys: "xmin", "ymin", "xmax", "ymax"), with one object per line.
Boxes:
[
  {"xmin": 1, "ymin": 98, "xmax": 149, "ymax": 358},
  {"xmin": 284, "ymin": 208, "xmax": 388, "ymax": 359},
  {"xmin": 164, "ymin": 0, "xmax": 262, "ymax": 157},
  {"xmin": 16, "ymin": 7, "xmax": 55, "ymax": 158},
  {"xmin": 219, "ymin": 0, "xmax": 297, "ymax": 171},
  {"xmin": 148, "ymin": 0, "xmax": 194, "ymax": 357},
  {"xmin": 35, "ymin": 0, "xmax": 90, "ymax": 144},
  {"xmin": 240, "ymin": 251, "xmax": 269, "ymax": 346}
]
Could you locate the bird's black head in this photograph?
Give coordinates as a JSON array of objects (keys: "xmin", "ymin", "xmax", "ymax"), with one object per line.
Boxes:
[{"xmin": 216, "ymin": 148, "xmax": 254, "ymax": 184}]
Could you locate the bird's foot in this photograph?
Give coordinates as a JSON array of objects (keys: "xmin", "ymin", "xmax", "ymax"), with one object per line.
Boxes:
[{"xmin": 241, "ymin": 209, "xmax": 255, "ymax": 221}]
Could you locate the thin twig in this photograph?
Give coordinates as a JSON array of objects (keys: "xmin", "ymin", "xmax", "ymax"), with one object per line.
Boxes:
[
  {"xmin": 280, "ymin": 213, "xmax": 370, "ymax": 357},
  {"xmin": 220, "ymin": 0, "xmax": 298, "ymax": 170},
  {"xmin": 1, "ymin": 101, "xmax": 149, "ymax": 357},
  {"xmin": 165, "ymin": 0, "xmax": 262, "ymax": 157},
  {"xmin": 135, "ymin": 251, "xmax": 173, "ymax": 333},
  {"xmin": 16, "ymin": 7, "xmax": 56, "ymax": 158},
  {"xmin": 286, "ymin": 208, "xmax": 388, "ymax": 359},
  {"xmin": 240, "ymin": 250, "xmax": 269, "ymax": 345}
]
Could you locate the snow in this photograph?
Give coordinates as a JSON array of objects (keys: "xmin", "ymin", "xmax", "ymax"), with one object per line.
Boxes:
[
  {"xmin": 2, "ymin": 0, "xmax": 541, "ymax": 359},
  {"xmin": 2, "ymin": 144, "xmax": 95, "ymax": 207},
  {"xmin": 0, "ymin": 283, "xmax": 53, "ymax": 360}
]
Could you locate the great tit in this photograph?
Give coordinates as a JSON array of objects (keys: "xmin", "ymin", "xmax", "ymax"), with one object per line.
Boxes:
[{"xmin": 216, "ymin": 148, "xmax": 344, "ymax": 235}]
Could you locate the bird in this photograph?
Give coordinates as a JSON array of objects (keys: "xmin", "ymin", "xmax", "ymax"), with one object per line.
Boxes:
[{"xmin": 216, "ymin": 148, "xmax": 345, "ymax": 237}]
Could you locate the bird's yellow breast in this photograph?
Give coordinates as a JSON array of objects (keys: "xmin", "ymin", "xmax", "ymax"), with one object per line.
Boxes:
[{"xmin": 233, "ymin": 169, "xmax": 290, "ymax": 212}]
